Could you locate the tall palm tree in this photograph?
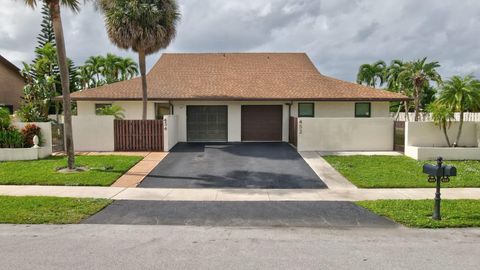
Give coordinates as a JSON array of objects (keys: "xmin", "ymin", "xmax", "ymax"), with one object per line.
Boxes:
[
  {"xmin": 98, "ymin": 0, "xmax": 180, "ymax": 120},
  {"xmin": 385, "ymin": 60, "xmax": 412, "ymax": 121},
  {"xmin": 85, "ymin": 55, "xmax": 104, "ymax": 86},
  {"xmin": 356, "ymin": 60, "xmax": 387, "ymax": 87},
  {"xmin": 427, "ymin": 101, "xmax": 454, "ymax": 147},
  {"xmin": 438, "ymin": 75, "xmax": 480, "ymax": 147},
  {"xmin": 399, "ymin": 58, "xmax": 442, "ymax": 121},
  {"xmin": 22, "ymin": 0, "xmax": 80, "ymax": 170},
  {"xmin": 102, "ymin": 53, "xmax": 122, "ymax": 83}
]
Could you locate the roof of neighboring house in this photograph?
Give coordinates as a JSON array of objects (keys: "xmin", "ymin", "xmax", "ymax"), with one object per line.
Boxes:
[
  {"xmin": 0, "ymin": 55, "xmax": 23, "ymax": 79},
  {"xmin": 70, "ymin": 53, "xmax": 408, "ymax": 101}
]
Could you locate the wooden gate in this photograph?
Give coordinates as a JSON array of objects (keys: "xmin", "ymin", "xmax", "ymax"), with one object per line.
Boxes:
[
  {"xmin": 114, "ymin": 120, "xmax": 164, "ymax": 151},
  {"xmin": 289, "ymin": 117, "xmax": 298, "ymax": 147},
  {"xmin": 394, "ymin": 121, "xmax": 405, "ymax": 152},
  {"xmin": 51, "ymin": 123, "xmax": 64, "ymax": 152}
]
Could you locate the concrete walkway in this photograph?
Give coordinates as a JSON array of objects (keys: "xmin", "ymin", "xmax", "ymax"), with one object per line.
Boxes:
[
  {"xmin": 1, "ymin": 185, "xmax": 480, "ymax": 201},
  {"xmin": 111, "ymin": 152, "xmax": 168, "ymax": 187}
]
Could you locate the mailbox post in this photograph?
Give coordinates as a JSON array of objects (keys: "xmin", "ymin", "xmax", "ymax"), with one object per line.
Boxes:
[{"xmin": 422, "ymin": 157, "xmax": 457, "ymax": 220}]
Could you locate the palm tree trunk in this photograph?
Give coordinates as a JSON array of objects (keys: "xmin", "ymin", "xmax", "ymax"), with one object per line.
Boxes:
[
  {"xmin": 404, "ymin": 101, "xmax": 410, "ymax": 122},
  {"xmin": 138, "ymin": 49, "xmax": 148, "ymax": 120},
  {"xmin": 442, "ymin": 123, "xmax": 451, "ymax": 147},
  {"xmin": 50, "ymin": 1, "xmax": 75, "ymax": 169},
  {"xmin": 394, "ymin": 102, "xmax": 402, "ymax": 121},
  {"xmin": 414, "ymin": 85, "xmax": 420, "ymax": 121},
  {"xmin": 454, "ymin": 110, "xmax": 464, "ymax": 147}
]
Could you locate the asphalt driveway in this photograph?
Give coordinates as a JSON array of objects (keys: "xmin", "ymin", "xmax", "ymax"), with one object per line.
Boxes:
[
  {"xmin": 84, "ymin": 201, "xmax": 396, "ymax": 227},
  {"xmin": 138, "ymin": 143, "xmax": 326, "ymax": 189}
]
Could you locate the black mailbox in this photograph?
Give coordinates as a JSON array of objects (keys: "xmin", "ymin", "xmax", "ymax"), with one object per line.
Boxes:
[
  {"xmin": 423, "ymin": 164, "xmax": 443, "ymax": 177},
  {"xmin": 443, "ymin": 165, "xmax": 457, "ymax": 177}
]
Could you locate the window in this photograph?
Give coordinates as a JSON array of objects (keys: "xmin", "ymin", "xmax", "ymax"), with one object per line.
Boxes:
[
  {"xmin": 95, "ymin": 103, "xmax": 112, "ymax": 115},
  {"xmin": 355, "ymin": 102, "xmax": 371, "ymax": 118},
  {"xmin": 298, "ymin": 103, "xmax": 314, "ymax": 117},
  {"xmin": 155, "ymin": 103, "xmax": 170, "ymax": 119}
]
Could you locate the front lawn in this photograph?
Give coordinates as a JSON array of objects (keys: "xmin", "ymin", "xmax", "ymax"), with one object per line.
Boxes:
[
  {"xmin": 0, "ymin": 155, "xmax": 143, "ymax": 186},
  {"xmin": 357, "ymin": 200, "xmax": 480, "ymax": 228},
  {"xmin": 323, "ymin": 155, "xmax": 480, "ymax": 188},
  {"xmin": 0, "ymin": 196, "xmax": 111, "ymax": 224}
]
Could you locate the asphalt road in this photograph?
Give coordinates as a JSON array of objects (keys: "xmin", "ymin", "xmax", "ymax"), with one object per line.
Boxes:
[
  {"xmin": 0, "ymin": 224, "xmax": 479, "ymax": 270},
  {"xmin": 139, "ymin": 143, "xmax": 326, "ymax": 189},
  {"xmin": 83, "ymin": 200, "xmax": 396, "ymax": 227}
]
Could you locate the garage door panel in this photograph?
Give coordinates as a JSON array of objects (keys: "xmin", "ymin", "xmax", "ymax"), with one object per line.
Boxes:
[
  {"xmin": 187, "ymin": 106, "xmax": 228, "ymax": 142},
  {"xmin": 241, "ymin": 105, "xmax": 283, "ymax": 141}
]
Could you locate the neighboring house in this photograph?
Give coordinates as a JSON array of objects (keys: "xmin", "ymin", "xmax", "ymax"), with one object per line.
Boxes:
[
  {"xmin": 69, "ymin": 53, "xmax": 408, "ymax": 152},
  {"xmin": 0, "ymin": 55, "xmax": 24, "ymax": 113}
]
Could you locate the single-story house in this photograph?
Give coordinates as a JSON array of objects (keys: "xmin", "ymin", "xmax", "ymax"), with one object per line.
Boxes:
[
  {"xmin": 69, "ymin": 53, "xmax": 408, "ymax": 152},
  {"xmin": 0, "ymin": 55, "xmax": 25, "ymax": 113}
]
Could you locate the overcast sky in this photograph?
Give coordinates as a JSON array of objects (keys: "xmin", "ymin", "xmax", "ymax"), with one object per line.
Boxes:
[{"xmin": 1, "ymin": 0, "xmax": 479, "ymax": 82}]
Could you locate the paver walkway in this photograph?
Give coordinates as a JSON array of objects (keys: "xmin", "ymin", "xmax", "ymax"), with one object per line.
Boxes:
[
  {"xmin": 111, "ymin": 152, "xmax": 168, "ymax": 187},
  {"xmin": 1, "ymin": 185, "xmax": 479, "ymax": 201}
]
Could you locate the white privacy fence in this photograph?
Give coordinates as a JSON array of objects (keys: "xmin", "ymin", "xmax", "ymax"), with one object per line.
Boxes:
[{"xmin": 392, "ymin": 112, "xmax": 480, "ymax": 122}]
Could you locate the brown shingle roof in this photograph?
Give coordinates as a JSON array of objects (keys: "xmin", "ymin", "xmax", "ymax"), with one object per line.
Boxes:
[{"xmin": 70, "ymin": 53, "xmax": 408, "ymax": 101}]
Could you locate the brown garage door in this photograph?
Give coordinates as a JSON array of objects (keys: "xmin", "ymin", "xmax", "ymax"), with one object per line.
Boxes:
[{"xmin": 241, "ymin": 105, "xmax": 283, "ymax": 141}]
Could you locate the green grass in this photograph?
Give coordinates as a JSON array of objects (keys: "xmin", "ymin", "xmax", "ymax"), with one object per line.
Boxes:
[
  {"xmin": 323, "ymin": 155, "xmax": 480, "ymax": 188},
  {"xmin": 0, "ymin": 155, "xmax": 143, "ymax": 186},
  {"xmin": 357, "ymin": 200, "xmax": 480, "ymax": 228},
  {"xmin": 0, "ymin": 196, "xmax": 112, "ymax": 224}
]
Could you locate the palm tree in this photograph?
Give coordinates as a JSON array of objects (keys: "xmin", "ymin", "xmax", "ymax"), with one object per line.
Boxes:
[
  {"xmin": 356, "ymin": 60, "xmax": 387, "ymax": 87},
  {"xmin": 385, "ymin": 60, "xmax": 412, "ymax": 121},
  {"xmin": 399, "ymin": 58, "xmax": 442, "ymax": 121},
  {"xmin": 98, "ymin": 0, "xmax": 180, "ymax": 120},
  {"xmin": 22, "ymin": 0, "xmax": 81, "ymax": 170},
  {"xmin": 102, "ymin": 53, "xmax": 122, "ymax": 83},
  {"xmin": 118, "ymin": 57, "xmax": 139, "ymax": 80},
  {"xmin": 96, "ymin": 104, "xmax": 125, "ymax": 120},
  {"xmin": 76, "ymin": 65, "xmax": 96, "ymax": 89},
  {"xmin": 438, "ymin": 75, "xmax": 480, "ymax": 147},
  {"xmin": 85, "ymin": 55, "xmax": 104, "ymax": 87},
  {"xmin": 427, "ymin": 101, "xmax": 454, "ymax": 147}
]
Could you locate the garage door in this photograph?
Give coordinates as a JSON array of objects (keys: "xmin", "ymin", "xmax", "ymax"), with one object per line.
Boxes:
[
  {"xmin": 187, "ymin": 106, "xmax": 228, "ymax": 142},
  {"xmin": 241, "ymin": 105, "xmax": 283, "ymax": 141}
]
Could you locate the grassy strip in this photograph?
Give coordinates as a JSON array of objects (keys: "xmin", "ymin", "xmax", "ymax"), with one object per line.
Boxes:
[
  {"xmin": 0, "ymin": 196, "xmax": 112, "ymax": 224},
  {"xmin": 357, "ymin": 199, "xmax": 480, "ymax": 228},
  {"xmin": 0, "ymin": 155, "xmax": 143, "ymax": 186},
  {"xmin": 324, "ymin": 155, "xmax": 480, "ymax": 188}
]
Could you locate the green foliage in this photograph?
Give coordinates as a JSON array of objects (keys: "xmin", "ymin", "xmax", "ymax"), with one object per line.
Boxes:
[
  {"xmin": 0, "ymin": 108, "xmax": 11, "ymax": 130},
  {"xmin": 356, "ymin": 60, "xmax": 386, "ymax": 87},
  {"xmin": 357, "ymin": 200, "xmax": 480, "ymax": 228},
  {"xmin": 427, "ymin": 101, "xmax": 454, "ymax": 146},
  {"xmin": 21, "ymin": 124, "xmax": 42, "ymax": 147},
  {"xmin": 0, "ymin": 196, "xmax": 111, "ymax": 224},
  {"xmin": 77, "ymin": 54, "xmax": 139, "ymax": 89},
  {"xmin": 96, "ymin": 104, "xmax": 125, "ymax": 119},
  {"xmin": 0, "ymin": 128, "xmax": 24, "ymax": 148},
  {"xmin": 36, "ymin": 2, "xmax": 56, "ymax": 49}
]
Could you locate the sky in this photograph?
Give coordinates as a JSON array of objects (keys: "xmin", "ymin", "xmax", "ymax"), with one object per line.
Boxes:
[{"xmin": 1, "ymin": 0, "xmax": 479, "ymax": 82}]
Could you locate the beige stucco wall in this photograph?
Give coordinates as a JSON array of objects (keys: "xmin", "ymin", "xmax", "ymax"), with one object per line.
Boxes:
[
  {"xmin": 171, "ymin": 101, "xmax": 290, "ymax": 142},
  {"xmin": 76, "ymin": 100, "xmax": 168, "ymax": 120},
  {"xmin": 297, "ymin": 118, "xmax": 394, "ymax": 151},
  {"xmin": 163, "ymin": 115, "xmax": 178, "ymax": 151},
  {"xmin": 405, "ymin": 122, "xmax": 479, "ymax": 147},
  {"xmin": 0, "ymin": 62, "xmax": 24, "ymax": 111},
  {"xmin": 290, "ymin": 101, "xmax": 390, "ymax": 118},
  {"xmin": 72, "ymin": 115, "xmax": 115, "ymax": 151}
]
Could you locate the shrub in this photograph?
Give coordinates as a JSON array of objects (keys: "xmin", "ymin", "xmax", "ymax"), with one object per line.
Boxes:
[
  {"xmin": 0, "ymin": 108, "xmax": 11, "ymax": 130},
  {"xmin": 0, "ymin": 128, "xmax": 24, "ymax": 148},
  {"xmin": 21, "ymin": 124, "xmax": 42, "ymax": 147},
  {"xmin": 96, "ymin": 104, "xmax": 125, "ymax": 120}
]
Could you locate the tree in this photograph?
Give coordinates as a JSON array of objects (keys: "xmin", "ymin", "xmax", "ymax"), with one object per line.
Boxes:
[
  {"xmin": 356, "ymin": 60, "xmax": 387, "ymax": 87},
  {"xmin": 399, "ymin": 58, "xmax": 442, "ymax": 121},
  {"xmin": 36, "ymin": 2, "xmax": 56, "ymax": 49},
  {"xmin": 22, "ymin": 0, "xmax": 82, "ymax": 170},
  {"xmin": 118, "ymin": 57, "xmax": 139, "ymax": 81},
  {"xmin": 427, "ymin": 101, "xmax": 454, "ymax": 147},
  {"xmin": 98, "ymin": 0, "xmax": 180, "ymax": 120},
  {"xmin": 385, "ymin": 60, "xmax": 411, "ymax": 121},
  {"xmin": 96, "ymin": 104, "xmax": 125, "ymax": 119},
  {"xmin": 85, "ymin": 55, "xmax": 104, "ymax": 87},
  {"xmin": 438, "ymin": 75, "xmax": 480, "ymax": 147}
]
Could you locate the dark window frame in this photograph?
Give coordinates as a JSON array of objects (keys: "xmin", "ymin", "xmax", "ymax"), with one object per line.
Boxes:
[
  {"xmin": 355, "ymin": 102, "xmax": 371, "ymax": 118},
  {"xmin": 298, "ymin": 103, "xmax": 315, "ymax": 117},
  {"xmin": 154, "ymin": 103, "xmax": 171, "ymax": 120},
  {"xmin": 95, "ymin": 103, "xmax": 112, "ymax": 115}
]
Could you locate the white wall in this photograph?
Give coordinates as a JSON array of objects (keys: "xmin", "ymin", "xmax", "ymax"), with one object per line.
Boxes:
[
  {"xmin": 405, "ymin": 122, "xmax": 479, "ymax": 147},
  {"xmin": 13, "ymin": 122, "xmax": 52, "ymax": 158},
  {"xmin": 72, "ymin": 116, "xmax": 115, "ymax": 151},
  {"xmin": 297, "ymin": 118, "xmax": 394, "ymax": 151},
  {"xmin": 172, "ymin": 101, "xmax": 289, "ymax": 142},
  {"xmin": 76, "ymin": 101, "xmax": 169, "ymax": 120},
  {"xmin": 290, "ymin": 101, "xmax": 390, "ymax": 118},
  {"xmin": 163, "ymin": 115, "xmax": 178, "ymax": 151}
]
